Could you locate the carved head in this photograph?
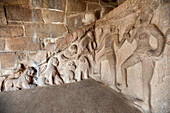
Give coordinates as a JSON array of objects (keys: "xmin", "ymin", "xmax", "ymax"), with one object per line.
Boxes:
[
  {"xmin": 79, "ymin": 56, "xmax": 86, "ymax": 63},
  {"xmin": 67, "ymin": 61, "xmax": 76, "ymax": 70},
  {"xmin": 110, "ymin": 25, "xmax": 116, "ymax": 33},
  {"xmin": 70, "ymin": 44, "xmax": 78, "ymax": 54},
  {"xmin": 140, "ymin": 7, "xmax": 153, "ymax": 23},
  {"xmin": 52, "ymin": 57, "xmax": 59, "ymax": 67},
  {"xmin": 26, "ymin": 67, "xmax": 37, "ymax": 77}
]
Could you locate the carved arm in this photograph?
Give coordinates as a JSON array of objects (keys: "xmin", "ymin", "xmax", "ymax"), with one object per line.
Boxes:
[{"xmin": 149, "ymin": 24, "xmax": 166, "ymax": 57}]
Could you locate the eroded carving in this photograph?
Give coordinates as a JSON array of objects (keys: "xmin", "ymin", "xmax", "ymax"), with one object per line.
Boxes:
[
  {"xmin": 95, "ymin": 25, "xmax": 126, "ymax": 90},
  {"xmin": 0, "ymin": 24, "xmax": 96, "ymax": 92},
  {"xmin": 120, "ymin": 7, "xmax": 166, "ymax": 112},
  {"xmin": 4, "ymin": 67, "xmax": 37, "ymax": 91}
]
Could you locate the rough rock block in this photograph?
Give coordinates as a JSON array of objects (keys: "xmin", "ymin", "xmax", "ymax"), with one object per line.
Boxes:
[
  {"xmin": 67, "ymin": 15, "xmax": 84, "ymax": 32},
  {"xmin": 0, "ymin": 25, "xmax": 24, "ymax": 37},
  {"xmin": 43, "ymin": 10, "xmax": 65, "ymax": 23},
  {"xmin": 25, "ymin": 23, "xmax": 67, "ymax": 38},
  {"xmin": 0, "ymin": 39, "xmax": 5, "ymax": 51},
  {"xmin": 87, "ymin": 3, "xmax": 101, "ymax": 11},
  {"xmin": 0, "ymin": 5, "xmax": 7, "ymax": 24},
  {"xmin": 0, "ymin": 53, "xmax": 16, "ymax": 69},
  {"xmin": 66, "ymin": 0, "xmax": 86, "ymax": 13},
  {"xmin": 6, "ymin": 5, "xmax": 43, "ymax": 22},
  {"xmin": 6, "ymin": 37, "xmax": 40, "ymax": 51},
  {"xmin": 31, "ymin": 0, "xmax": 66, "ymax": 11},
  {"xmin": 0, "ymin": 0, "xmax": 30, "ymax": 6}
]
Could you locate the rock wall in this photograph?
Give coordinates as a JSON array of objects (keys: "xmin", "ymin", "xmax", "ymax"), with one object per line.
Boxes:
[
  {"xmin": 0, "ymin": 0, "xmax": 116, "ymax": 76},
  {"xmin": 0, "ymin": 0, "xmax": 169, "ymax": 113},
  {"xmin": 94, "ymin": 0, "xmax": 170, "ymax": 113}
]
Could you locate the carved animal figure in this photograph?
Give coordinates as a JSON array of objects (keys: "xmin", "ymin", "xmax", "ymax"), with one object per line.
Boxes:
[
  {"xmin": 62, "ymin": 61, "xmax": 76, "ymax": 83},
  {"xmin": 37, "ymin": 57, "xmax": 63, "ymax": 86},
  {"xmin": 4, "ymin": 67, "xmax": 36, "ymax": 91},
  {"xmin": 77, "ymin": 56, "xmax": 90, "ymax": 81}
]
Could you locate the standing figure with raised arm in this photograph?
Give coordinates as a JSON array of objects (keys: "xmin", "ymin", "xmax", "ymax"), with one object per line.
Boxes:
[
  {"xmin": 121, "ymin": 7, "xmax": 166, "ymax": 112},
  {"xmin": 96, "ymin": 25, "xmax": 126, "ymax": 91}
]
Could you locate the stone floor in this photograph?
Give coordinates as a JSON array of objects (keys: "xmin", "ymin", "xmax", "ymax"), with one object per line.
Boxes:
[{"xmin": 0, "ymin": 79, "xmax": 142, "ymax": 113}]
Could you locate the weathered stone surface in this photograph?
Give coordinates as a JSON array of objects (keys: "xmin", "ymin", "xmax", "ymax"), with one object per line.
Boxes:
[
  {"xmin": 0, "ymin": 22, "xmax": 95, "ymax": 91},
  {"xmin": 118, "ymin": 0, "xmax": 126, "ymax": 5},
  {"xmin": 0, "ymin": 0, "xmax": 30, "ymax": 6},
  {"xmin": 0, "ymin": 53, "xmax": 16, "ymax": 69},
  {"xmin": 31, "ymin": 0, "xmax": 66, "ymax": 11},
  {"xmin": 87, "ymin": 3, "xmax": 101, "ymax": 11},
  {"xmin": 67, "ymin": 0, "xmax": 86, "ymax": 13},
  {"xmin": 101, "ymin": 6, "xmax": 113, "ymax": 17},
  {"xmin": 82, "ymin": 13, "xmax": 96, "ymax": 25},
  {"xmin": 0, "ymin": 25, "xmax": 24, "ymax": 37},
  {"xmin": 0, "ymin": 79, "xmax": 142, "ymax": 113},
  {"xmin": 81, "ymin": 0, "xmax": 99, "ymax": 3},
  {"xmin": 0, "ymin": 39, "xmax": 5, "ymax": 51},
  {"xmin": 28, "ymin": 50, "xmax": 47, "ymax": 65},
  {"xmin": 100, "ymin": 0, "xmax": 117, "ymax": 6},
  {"xmin": 51, "ymin": 24, "xmax": 68, "ymax": 37},
  {"xmin": 1, "ymin": 70, "xmax": 13, "ymax": 76},
  {"xmin": 43, "ymin": 10, "xmax": 65, "ymax": 23},
  {"xmin": 17, "ymin": 52, "xmax": 28, "ymax": 63},
  {"xmin": 67, "ymin": 14, "xmax": 84, "ymax": 32},
  {"xmin": 0, "ymin": 5, "xmax": 7, "ymax": 24},
  {"xmin": 6, "ymin": 37, "xmax": 40, "ymax": 51},
  {"xmin": 25, "ymin": 23, "xmax": 67, "ymax": 38},
  {"xmin": 6, "ymin": 5, "xmax": 43, "ymax": 22}
]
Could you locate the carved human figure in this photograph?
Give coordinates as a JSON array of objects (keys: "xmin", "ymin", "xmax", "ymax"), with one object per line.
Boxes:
[
  {"xmin": 4, "ymin": 67, "xmax": 37, "ymax": 91},
  {"xmin": 78, "ymin": 31, "xmax": 96, "ymax": 61},
  {"xmin": 62, "ymin": 61, "xmax": 77, "ymax": 83},
  {"xmin": 37, "ymin": 57, "xmax": 63, "ymax": 86},
  {"xmin": 77, "ymin": 56, "xmax": 90, "ymax": 81},
  {"xmin": 96, "ymin": 25, "xmax": 126, "ymax": 90},
  {"xmin": 121, "ymin": 7, "xmax": 166, "ymax": 112}
]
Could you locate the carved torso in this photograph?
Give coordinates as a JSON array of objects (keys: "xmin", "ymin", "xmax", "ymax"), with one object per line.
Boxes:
[{"xmin": 134, "ymin": 25, "xmax": 152, "ymax": 53}]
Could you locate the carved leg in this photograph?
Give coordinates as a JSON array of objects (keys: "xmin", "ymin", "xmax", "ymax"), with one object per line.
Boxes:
[
  {"xmin": 83, "ymin": 69, "xmax": 89, "ymax": 79},
  {"xmin": 48, "ymin": 73, "xmax": 53, "ymax": 85},
  {"xmin": 121, "ymin": 53, "xmax": 140, "ymax": 88},
  {"xmin": 37, "ymin": 77, "xmax": 46, "ymax": 87},
  {"xmin": 141, "ymin": 59, "xmax": 155, "ymax": 112},
  {"xmin": 106, "ymin": 52, "xmax": 118, "ymax": 90},
  {"xmin": 55, "ymin": 75, "xmax": 63, "ymax": 85},
  {"xmin": 77, "ymin": 70, "xmax": 82, "ymax": 81}
]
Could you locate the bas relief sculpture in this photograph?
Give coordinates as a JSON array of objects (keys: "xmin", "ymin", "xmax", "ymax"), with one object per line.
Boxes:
[
  {"xmin": 0, "ymin": 24, "xmax": 96, "ymax": 92},
  {"xmin": 120, "ymin": 7, "xmax": 166, "ymax": 112},
  {"xmin": 0, "ymin": 0, "xmax": 169, "ymax": 113},
  {"xmin": 95, "ymin": 25, "xmax": 126, "ymax": 91},
  {"xmin": 94, "ymin": 1, "xmax": 168, "ymax": 112}
]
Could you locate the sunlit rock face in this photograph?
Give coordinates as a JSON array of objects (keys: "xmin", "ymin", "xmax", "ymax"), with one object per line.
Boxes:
[{"xmin": 0, "ymin": 0, "xmax": 170, "ymax": 113}]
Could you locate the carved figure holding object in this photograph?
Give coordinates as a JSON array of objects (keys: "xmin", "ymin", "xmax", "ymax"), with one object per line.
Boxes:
[{"xmin": 121, "ymin": 7, "xmax": 166, "ymax": 112}]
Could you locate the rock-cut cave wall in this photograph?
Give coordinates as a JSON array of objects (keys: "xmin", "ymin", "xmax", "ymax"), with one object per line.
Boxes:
[
  {"xmin": 0, "ymin": 0, "xmax": 170, "ymax": 113},
  {"xmin": 0, "ymin": 0, "xmax": 116, "ymax": 76}
]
